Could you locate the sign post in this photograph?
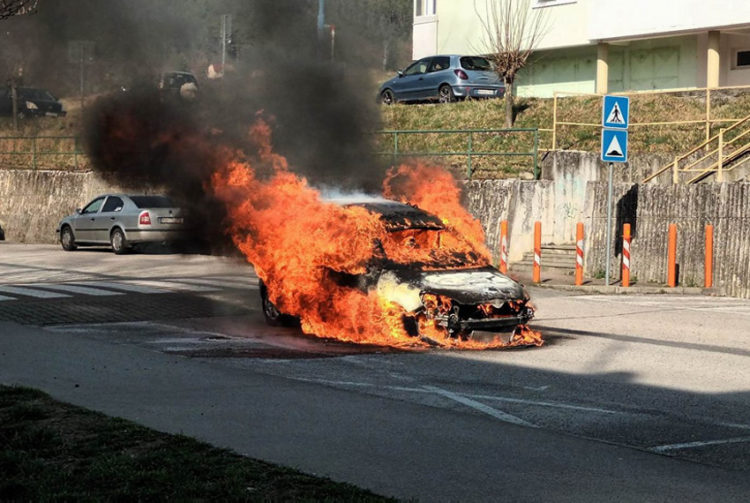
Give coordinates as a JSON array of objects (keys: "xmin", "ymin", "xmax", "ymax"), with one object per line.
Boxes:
[{"xmin": 601, "ymin": 95, "xmax": 629, "ymax": 286}]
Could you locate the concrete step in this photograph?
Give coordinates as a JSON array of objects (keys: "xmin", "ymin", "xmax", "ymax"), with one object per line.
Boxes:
[{"xmin": 512, "ymin": 244, "xmax": 577, "ymax": 271}]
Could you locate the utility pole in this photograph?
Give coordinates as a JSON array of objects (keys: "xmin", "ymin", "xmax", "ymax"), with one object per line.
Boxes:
[
  {"xmin": 68, "ymin": 40, "xmax": 94, "ymax": 113},
  {"xmin": 317, "ymin": 0, "xmax": 325, "ymax": 57},
  {"xmin": 220, "ymin": 14, "xmax": 232, "ymax": 76}
]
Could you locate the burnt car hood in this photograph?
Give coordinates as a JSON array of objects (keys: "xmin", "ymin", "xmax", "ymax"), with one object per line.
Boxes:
[{"xmin": 382, "ymin": 267, "xmax": 527, "ymax": 304}]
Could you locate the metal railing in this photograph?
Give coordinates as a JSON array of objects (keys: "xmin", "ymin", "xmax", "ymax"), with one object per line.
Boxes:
[
  {"xmin": 550, "ymin": 85, "xmax": 750, "ymax": 151},
  {"xmin": 642, "ymin": 112, "xmax": 750, "ymax": 184},
  {"xmin": 0, "ymin": 135, "xmax": 84, "ymax": 170},
  {"xmin": 374, "ymin": 128, "xmax": 540, "ymax": 179}
]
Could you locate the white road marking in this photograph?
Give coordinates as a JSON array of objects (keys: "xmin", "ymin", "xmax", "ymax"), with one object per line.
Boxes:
[
  {"xmin": 206, "ymin": 276, "xmax": 260, "ymax": 286},
  {"xmin": 0, "ymin": 285, "xmax": 70, "ymax": 299},
  {"xmin": 121, "ymin": 280, "xmax": 219, "ymax": 292},
  {"xmin": 23, "ymin": 283, "xmax": 124, "ymax": 296},
  {"xmin": 423, "ymin": 385, "xmax": 536, "ymax": 428},
  {"xmin": 650, "ymin": 436, "xmax": 750, "ymax": 453},
  {"xmin": 174, "ymin": 277, "xmax": 258, "ymax": 289},
  {"xmin": 294, "ymin": 377, "xmax": 620, "ymax": 418},
  {"xmin": 466, "ymin": 392, "xmax": 620, "ymax": 414},
  {"xmin": 72, "ymin": 281, "xmax": 170, "ymax": 294}
]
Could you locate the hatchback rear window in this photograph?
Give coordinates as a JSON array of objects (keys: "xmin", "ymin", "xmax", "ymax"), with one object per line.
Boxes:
[
  {"xmin": 460, "ymin": 56, "xmax": 493, "ymax": 71},
  {"xmin": 129, "ymin": 195, "xmax": 174, "ymax": 208}
]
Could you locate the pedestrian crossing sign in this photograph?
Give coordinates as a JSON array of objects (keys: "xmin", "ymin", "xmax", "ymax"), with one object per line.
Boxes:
[
  {"xmin": 602, "ymin": 95, "xmax": 629, "ymax": 129},
  {"xmin": 601, "ymin": 128, "xmax": 628, "ymax": 163}
]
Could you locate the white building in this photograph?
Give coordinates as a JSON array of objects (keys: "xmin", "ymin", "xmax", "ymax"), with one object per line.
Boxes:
[{"xmin": 412, "ymin": 0, "xmax": 750, "ymax": 96}]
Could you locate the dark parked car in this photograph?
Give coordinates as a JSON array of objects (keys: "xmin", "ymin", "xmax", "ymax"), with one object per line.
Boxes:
[
  {"xmin": 260, "ymin": 199, "xmax": 535, "ymax": 346},
  {"xmin": 57, "ymin": 194, "xmax": 186, "ymax": 254},
  {"xmin": 379, "ymin": 55, "xmax": 505, "ymax": 104},
  {"xmin": 0, "ymin": 87, "xmax": 66, "ymax": 118},
  {"xmin": 158, "ymin": 71, "xmax": 199, "ymax": 101}
]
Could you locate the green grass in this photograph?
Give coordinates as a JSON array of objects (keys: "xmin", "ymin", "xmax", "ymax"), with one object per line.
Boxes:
[
  {"xmin": 378, "ymin": 90, "xmax": 750, "ymax": 178},
  {"xmin": 0, "ymin": 385, "xmax": 396, "ymax": 502},
  {"xmin": 3, "ymin": 87, "xmax": 750, "ymax": 179}
]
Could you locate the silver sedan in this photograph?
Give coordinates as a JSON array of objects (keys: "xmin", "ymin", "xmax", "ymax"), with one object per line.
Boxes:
[{"xmin": 57, "ymin": 194, "xmax": 187, "ymax": 254}]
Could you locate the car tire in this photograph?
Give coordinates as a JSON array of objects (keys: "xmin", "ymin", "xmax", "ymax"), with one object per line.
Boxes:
[
  {"xmin": 381, "ymin": 89, "xmax": 395, "ymax": 105},
  {"xmin": 60, "ymin": 226, "xmax": 77, "ymax": 251},
  {"xmin": 260, "ymin": 281, "xmax": 296, "ymax": 327},
  {"xmin": 110, "ymin": 228, "xmax": 129, "ymax": 255},
  {"xmin": 438, "ymin": 84, "xmax": 455, "ymax": 103}
]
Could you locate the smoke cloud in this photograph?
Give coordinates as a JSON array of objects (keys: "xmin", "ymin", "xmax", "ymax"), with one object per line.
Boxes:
[{"xmin": 3, "ymin": 0, "xmax": 409, "ymax": 249}]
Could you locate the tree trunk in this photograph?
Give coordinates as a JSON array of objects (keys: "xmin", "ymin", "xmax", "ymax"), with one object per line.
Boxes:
[
  {"xmin": 504, "ymin": 78, "xmax": 514, "ymax": 128},
  {"xmin": 382, "ymin": 40, "xmax": 389, "ymax": 71}
]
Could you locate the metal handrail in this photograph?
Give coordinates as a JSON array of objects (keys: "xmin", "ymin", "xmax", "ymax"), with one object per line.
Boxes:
[
  {"xmin": 642, "ymin": 111, "xmax": 750, "ymax": 183},
  {"xmin": 374, "ymin": 128, "xmax": 540, "ymax": 179}
]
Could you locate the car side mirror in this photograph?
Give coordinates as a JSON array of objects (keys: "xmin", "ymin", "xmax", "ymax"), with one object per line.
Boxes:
[
  {"xmin": 75, "ymin": 208, "xmax": 82, "ymax": 214},
  {"xmin": 397, "ymin": 71, "xmax": 404, "ymax": 78}
]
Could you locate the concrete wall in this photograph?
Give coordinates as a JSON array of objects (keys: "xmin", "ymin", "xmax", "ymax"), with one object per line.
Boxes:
[
  {"xmin": 0, "ymin": 170, "xmax": 137, "ymax": 244},
  {"xmin": 584, "ymin": 182, "xmax": 750, "ymax": 298}
]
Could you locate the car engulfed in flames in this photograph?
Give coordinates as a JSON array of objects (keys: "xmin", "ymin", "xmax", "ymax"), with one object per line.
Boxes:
[{"xmin": 259, "ymin": 199, "xmax": 539, "ymax": 348}]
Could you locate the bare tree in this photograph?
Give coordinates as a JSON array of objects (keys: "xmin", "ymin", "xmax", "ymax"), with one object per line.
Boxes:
[
  {"xmin": 0, "ymin": 0, "xmax": 37, "ymax": 20},
  {"xmin": 474, "ymin": 0, "xmax": 546, "ymax": 127}
]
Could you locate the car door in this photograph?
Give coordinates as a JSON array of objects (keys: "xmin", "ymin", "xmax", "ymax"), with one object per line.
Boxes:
[
  {"xmin": 423, "ymin": 56, "xmax": 451, "ymax": 98},
  {"xmin": 391, "ymin": 58, "xmax": 431, "ymax": 101},
  {"xmin": 99, "ymin": 195, "xmax": 125, "ymax": 241},
  {"xmin": 73, "ymin": 196, "xmax": 106, "ymax": 243}
]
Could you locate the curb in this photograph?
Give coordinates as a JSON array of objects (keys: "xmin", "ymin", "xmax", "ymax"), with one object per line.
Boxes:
[{"xmin": 527, "ymin": 282, "xmax": 721, "ymax": 296}]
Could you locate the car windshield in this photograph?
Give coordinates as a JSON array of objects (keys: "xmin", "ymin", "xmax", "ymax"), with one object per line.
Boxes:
[
  {"xmin": 378, "ymin": 228, "xmax": 487, "ymax": 270},
  {"xmin": 460, "ymin": 56, "xmax": 493, "ymax": 71},
  {"xmin": 129, "ymin": 195, "xmax": 174, "ymax": 208},
  {"xmin": 23, "ymin": 89, "xmax": 56, "ymax": 101}
]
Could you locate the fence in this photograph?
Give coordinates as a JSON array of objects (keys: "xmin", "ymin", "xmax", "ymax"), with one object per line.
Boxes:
[
  {"xmin": 374, "ymin": 128, "xmax": 540, "ymax": 179},
  {"xmin": 0, "ymin": 136, "xmax": 84, "ymax": 170},
  {"xmin": 549, "ymin": 84, "xmax": 750, "ymax": 152}
]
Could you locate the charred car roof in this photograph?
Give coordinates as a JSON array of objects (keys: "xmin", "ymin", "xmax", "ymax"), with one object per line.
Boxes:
[{"xmin": 329, "ymin": 198, "xmax": 445, "ymax": 231}]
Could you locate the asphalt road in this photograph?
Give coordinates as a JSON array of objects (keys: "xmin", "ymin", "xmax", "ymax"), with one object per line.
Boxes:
[{"xmin": 1, "ymin": 244, "xmax": 749, "ymax": 502}]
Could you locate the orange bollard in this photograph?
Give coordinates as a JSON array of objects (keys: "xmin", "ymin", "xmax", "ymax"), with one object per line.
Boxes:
[
  {"xmin": 705, "ymin": 224, "xmax": 714, "ymax": 288},
  {"xmin": 622, "ymin": 223, "xmax": 631, "ymax": 287},
  {"xmin": 533, "ymin": 221, "xmax": 541, "ymax": 283},
  {"xmin": 575, "ymin": 223, "xmax": 584, "ymax": 286},
  {"xmin": 498, "ymin": 220, "xmax": 509, "ymax": 274},
  {"xmin": 667, "ymin": 223, "xmax": 677, "ymax": 287}
]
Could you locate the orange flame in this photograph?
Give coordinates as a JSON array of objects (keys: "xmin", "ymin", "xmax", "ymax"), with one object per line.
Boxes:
[{"xmin": 209, "ymin": 119, "xmax": 542, "ymax": 349}]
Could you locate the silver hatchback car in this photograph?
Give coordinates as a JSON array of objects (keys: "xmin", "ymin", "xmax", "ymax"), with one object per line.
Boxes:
[
  {"xmin": 379, "ymin": 55, "xmax": 505, "ymax": 104},
  {"xmin": 57, "ymin": 194, "xmax": 186, "ymax": 254}
]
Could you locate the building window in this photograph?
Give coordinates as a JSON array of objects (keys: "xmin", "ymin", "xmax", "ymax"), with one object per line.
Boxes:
[
  {"xmin": 735, "ymin": 50, "xmax": 750, "ymax": 69},
  {"xmin": 415, "ymin": 0, "xmax": 436, "ymax": 17},
  {"xmin": 533, "ymin": 0, "xmax": 576, "ymax": 7}
]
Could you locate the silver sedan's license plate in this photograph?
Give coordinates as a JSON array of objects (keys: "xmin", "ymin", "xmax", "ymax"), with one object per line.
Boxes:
[
  {"xmin": 159, "ymin": 217, "xmax": 183, "ymax": 224},
  {"xmin": 476, "ymin": 89, "xmax": 495, "ymax": 96}
]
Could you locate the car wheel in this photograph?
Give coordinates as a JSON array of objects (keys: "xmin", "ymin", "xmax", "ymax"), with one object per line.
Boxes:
[
  {"xmin": 260, "ymin": 281, "xmax": 296, "ymax": 327},
  {"xmin": 60, "ymin": 226, "xmax": 77, "ymax": 251},
  {"xmin": 438, "ymin": 84, "xmax": 455, "ymax": 103},
  {"xmin": 110, "ymin": 228, "xmax": 129, "ymax": 255},
  {"xmin": 381, "ymin": 89, "xmax": 395, "ymax": 105}
]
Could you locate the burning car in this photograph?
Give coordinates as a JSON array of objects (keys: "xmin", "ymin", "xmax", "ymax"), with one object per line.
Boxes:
[{"xmin": 259, "ymin": 198, "xmax": 536, "ymax": 347}]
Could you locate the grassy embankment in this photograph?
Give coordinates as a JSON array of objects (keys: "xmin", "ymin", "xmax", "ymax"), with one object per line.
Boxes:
[
  {"xmin": 378, "ymin": 91, "xmax": 750, "ymax": 178},
  {"xmin": 0, "ymin": 385, "xmax": 395, "ymax": 502},
  {"xmin": 3, "ymin": 91, "xmax": 750, "ymax": 178}
]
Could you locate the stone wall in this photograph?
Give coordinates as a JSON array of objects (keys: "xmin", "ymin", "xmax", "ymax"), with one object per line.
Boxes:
[{"xmin": 0, "ymin": 170, "xmax": 143, "ymax": 244}]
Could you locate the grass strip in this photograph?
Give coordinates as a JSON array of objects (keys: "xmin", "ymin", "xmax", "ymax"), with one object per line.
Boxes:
[{"xmin": 0, "ymin": 385, "xmax": 396, "ymax": 502}]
